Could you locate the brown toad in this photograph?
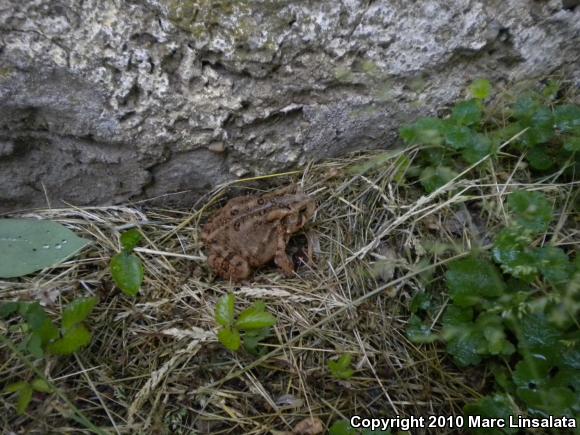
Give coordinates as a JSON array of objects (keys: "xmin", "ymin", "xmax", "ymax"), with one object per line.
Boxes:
[{"xmin": 201, "ymin": 185, "xmax": 315, "ymax": 282}]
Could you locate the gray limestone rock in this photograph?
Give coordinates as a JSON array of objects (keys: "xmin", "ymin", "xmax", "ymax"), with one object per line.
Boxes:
[{"xmin": 1, "ymin": 0, "xmax": 579, "ymax": 211}]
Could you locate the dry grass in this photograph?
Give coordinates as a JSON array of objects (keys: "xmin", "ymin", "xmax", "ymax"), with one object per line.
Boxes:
[{"xmin": 0, "ymin": 139, "xmax": 578, "ymax": 434}]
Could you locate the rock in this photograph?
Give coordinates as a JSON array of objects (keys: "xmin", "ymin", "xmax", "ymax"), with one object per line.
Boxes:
[{"xmin": 0, "ymin": 0, "xmax": 579, "ymax": 211}]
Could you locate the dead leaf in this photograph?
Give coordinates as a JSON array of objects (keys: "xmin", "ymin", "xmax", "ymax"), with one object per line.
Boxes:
[{"xmin": 292, "ymin": 417, "xmax": 324, "ymax": 435}]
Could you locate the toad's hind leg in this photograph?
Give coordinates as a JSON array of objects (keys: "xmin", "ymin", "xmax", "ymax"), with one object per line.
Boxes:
[
  {"xmin": 274, "ymin": 227, "xmax": 294, "ymax": 277},
  {"xmin": 208, "ymin": 252, "xmax": 251, "ymax": 282}
]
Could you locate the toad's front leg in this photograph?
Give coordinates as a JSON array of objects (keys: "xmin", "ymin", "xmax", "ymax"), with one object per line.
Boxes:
[
  {"xmin": 208, "ymin": 251, "xmax": 252, "ymax": 282},
  {"xmin": 274, "ymin": 226, "xmax": 294, "ymax": 277}
]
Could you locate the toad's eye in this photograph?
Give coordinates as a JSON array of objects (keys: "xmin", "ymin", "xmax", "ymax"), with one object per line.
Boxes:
[
  {"xmin": 257, "ymin": 198, "xmax": 265, "ymax": 205},
  {"xmin": 233, "ymin": 221, "xmax": 241, "ymax": 231},
  {"xmin": 230, "ymin": 209, "xmax": 239, "ymax": 216}
]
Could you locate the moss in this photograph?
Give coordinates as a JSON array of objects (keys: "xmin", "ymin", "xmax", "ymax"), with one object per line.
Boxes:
[{"xmin": 0, "ymin": 67, "xmax": 12, "ymax": 79}]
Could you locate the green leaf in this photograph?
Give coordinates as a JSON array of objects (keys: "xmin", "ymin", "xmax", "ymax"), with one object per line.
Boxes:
[
  {"xmin": 236, "ymin": 306, "xmax": 276, "ymax": 330},
  {"xmin": 400, "ymin": 117, "xmax": 444, "ymax": 145},
  {"xmin": 26, "ymin": 332, "xmax": 44, "ymax": 358},
  {"xmin": 16, "ymin": 383, "xmax": 33, "ymax": 415},
  {"xmin": 527, "ymin": 146, "xmax": 555, "ymax": 171},
  {"xmin": 535, "ymin": 246, "xmax": 573, "ymax": 285},
  {"xmin": 217, "ymin": 328, "xmax": 241, "ymax": 351},
  {"xmin": 3, "ymin": 381, "xmax": 27, "ymax": 394},
  {"xmin": 554, "ymin": 104, "xmax": 580, "ymax": 134},
  {"xmin": 406, "ymin": 314, "xmax": 437, "ymax": 344},
  {"xmin": 62, "ymin": 297, "xmax": 98, "ymax": 330},
  {"xmin": 469, "ymin": 79, "xmax": 492, "ymax": 100},
  {"xmin": 120, "ymin": 228, "xmax": 142, "ymax": 252},
  {"xmin": 442, "ymin": 306, "xmax": 485, "ymax": 367},
  {"xmin": 409, "ymin": 292, "xmax": 431, "ymax": 313},
  {"xmin": 464, "ymin": 394, "xmax": 518, "ymax": 435},
  {"xmin": 477, "ymin": 313, "xmax": 515, "ymax": 356},
  {"xmin": 46, "ymin": 324, "xmax": 92, "ymax": 355},
  {"xmin": 0, "ymin": 219, "xmax": 90, "ymax": 278},
  {"xmin": 443, "ymin": 125, "xmax": 472, "ymax": 150},
  {"xmin": 461, "ymin": 133, "xmax": 491, "ymax": 164},
  {"xmin": 518, "ymin": 108, "xmax": 554, "ymax": 148},
  {"xmin": 513, "ymin": 94, "xmax": 541, "ymax": 121},
  {"xmin": 446, "ymin": 257, "xmax": 506, "ymax": 307},
  {"xmin": 452, "ymin": 99, "xmax": 482, "ymax": 126},
  {"xmin": 0, "ymin": 301, "xmax": 20, "ymax": 318},
  {"xmin": 243, "ymin": 328, "xmax": 271, "ymax": 355},
  {"xmin": 507, "ymin": 191, "xmax": 552, "ymax": 233},
  {"xmin": 516, "ymin": 313, "xmax": 562, "ymax": 362},
  {"xmin": 31, "ymin": 378, "xmax": 52, "ymax": 393},
  {"xmin": 492, "ymin": 228, "xmax": 538, "ymax": 280},
  {"xmin": 215, "ymin": 293, "xmax": 235, "ymax": 328},
  {"xmin": 110, "ymin": 252, "xmax": 144, "ymax": 297},
  {"xmin": 329, "ymin": 420, "xmax": 358, "ymax": 435},
  {"xmin": 563, "ymin": 135, "xmax": 580, "ymax": 152},
  {"xmin": 22, "ymin": 303, "xmax": 58, "ymax": 344},
  {"xmin": 419, "ymin": 166, "xmax": 458, "ymax": 193},
  {"xmin": 328, "ymin": 354, "xmax": 354, "ymax": 380}
]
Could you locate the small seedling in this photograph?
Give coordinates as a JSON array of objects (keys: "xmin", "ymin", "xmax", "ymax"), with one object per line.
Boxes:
[
  {"xmin": 215, "ymin": 293, "xmax": 276, "ymax": 353},
  {"xmin": 110, "ymin": 228, "xmax": 144, "ymax": 297},
  {"xmin": 328, "ymin": 354, "xmax": 354, "ymax": 380}
]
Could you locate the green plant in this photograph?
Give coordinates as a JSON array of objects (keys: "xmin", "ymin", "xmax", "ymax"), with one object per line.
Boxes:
[
  {"xmin": 0, "ymin": 219, "xmax": 90, "ymax": 278},
  {"xmin": 215, "ymin": 293, "xmax": 277, "ymax": 353},
  {"xmin": 329, "ymin": 419, "xmax": 391, "ymax": 435},
  {"xmin": 328, "ymin": 354, "xmax": 354, "ymax": 380},
  {"xmin": 110, "ymin": 228, "xmax": 144, "ymax": 297},
  {"xmin": 400, "ymin": 80, "xmax": 580, "ymax": 192},
  {"xmin": 1, "ymin": 297, "xmax": 97, "ymax": 414}
]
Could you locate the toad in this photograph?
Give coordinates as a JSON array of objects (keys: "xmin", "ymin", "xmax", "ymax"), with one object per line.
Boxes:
[{"xmin": 201, "ymin": 185, "xmax": 316, "ymax": 282}]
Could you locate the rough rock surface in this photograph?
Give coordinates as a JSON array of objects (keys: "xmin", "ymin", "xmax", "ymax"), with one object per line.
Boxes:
[{"xmin": 1, "ymin": 0, "xmax": 579, "ymax": 211}]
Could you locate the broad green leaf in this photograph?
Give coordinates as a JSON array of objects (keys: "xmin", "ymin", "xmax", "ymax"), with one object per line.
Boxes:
[
  {"xmin": 218, "ymin": 328, "xmax": 241, "ymax": 351},
  {"xmin": 464, "ymin": 394, "xmax": 518, "ymax": 435},
  {"xmin": 0, "ymin": 301, "xmax": 20, "ymax": 318},
  {"xmin": 443, "ymin": 125, "xmax": 472, "ymax": 150},
  {"xmin": 515, "ymin": 313, "xmax": 562, "ymax": 362},
  {"xmin": 507, "ymin": 191, "xmax": 552, "ymax": 233},
  {"xmin": 26, "ymin": 332, "xmax": 44, "ymax": 358},
  {"xmin": 442, "ymin": 306, "xmax": 485, "ymax": 366},
  {"xmin": 46, "ymin": 324, "xmax": 92, "ymax": 355},
  {"xmin": 22, "ymin": 303, "xmax": 58, "ymax": 344},
  {"xmin": 469, "ymin": 79, "xmax": 492, "ymax": 100},
  {"xmin": 110, "ymin": 252, "xmax": 144, "ymax": 297},
  {"xmin": 400, "ymin": 117, "xmax": 444, "ymax": 145},
  {"xmin": 419, "ymin": 166, "xmax": 458, "ymax": 193},
  {"xmin": 513, "ymin": 94, "xmax": 541, "ymax": 121},
  {"xmin": 452, "ymin": 99, "xmax": 482, "ymax": 126},
  {"xmin": 492, "ymin": 228, "xmax": 538, "ymax": 280},
  {"xmin": 406, "ymin": 314, "xmax": 437, "ymax": 344},
  {"xmin": 535, "ymin": 246, "xmax": 573, "ymax": 285},
  {"xmin": 0, "ymin": 219, "xmax": 90, "ymax": 278},
  {"xmin": 527, "ymin": 146, "xmax": 555, "ymax": 171},
  {"xmin": 329, "ymin": 420, "xmax": 358, "ymax": 435},
  {"xmin": 31, "ymin": 378, "xmax": 52, "ymax": 393},
  {"xmin": 120, "ymin": 228, "xmax": 142, "ymax": 252},
  {"xmin": 518, "ymin": 108, "xmax": 554, "ymax": 148},
  {"xmin": 461, "ymin": 133, "xmax": 492, "ymax": 164},
  {"xmin": 243, "ymin": 328, "xmax": 271, "ymax": 355},
  {"xmin": 563, "ymin": 135, "xmax": 580, "ymax": 152},
  {"xmin": 554, "ymin": 104, "xmax": 580, "ymax": 134},
  {"xmin": 446, "ymin": 257, "xmax": 506, "ymax": 306},
  {"xmin": 236, "ymin": 307, "xmax": 276, "ymax": 330},
  {"xmin": 16, "ymin": 383, "xmax": 33, "ymax": 415},
  {"xmin": 328, "ymin": 354, "xmax": 354, "ymax": 380},
  {"xmin": 62, "ymin": 297, "xmax": 98, "ymax": 330},
  {"xmin": 477, "ymin": 313, "xmax": 515, "ymax": 356},
  {"xmin": 215, "ymin": 293, "xmax": 235, "ymax": 328}
]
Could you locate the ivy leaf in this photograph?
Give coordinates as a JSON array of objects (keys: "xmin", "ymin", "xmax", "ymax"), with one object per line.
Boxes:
[
  {"xmin": 46, "ymin": 324, "xmax": 92, "ymax": 355},
  {"xmin": 110, "ymin": 252, "xmax": 144, "ymax": 297},
  {"xmin": 217, "ymin": 328, "xmax": 241, "ymax": 351},
  {"xmin": 452, "ymin": 99, "xmax": 482, "ymax": 126},
  {"xmin": 400, "ymin": 117, "xmax": 444, "ymax": 145},
  {"xmin": 236, "ymin": 306, "xmax": 276, "ymax": 330},
  {"xmin": 534, "ymin": 246, "xmax": 573, "ymax": 286},
  {"xmin": 406, "ymin": 314, "xmax": 437, "ymax": 344},
  {"xmin": 0, "ymin": 219, "xmax": 90, "ymax": 278},
  {"xmin": 464, "ymin": 394, "xmax": 518, "ymax": 435},
  {"xmin": 419, "ymin": 166, "xmax": 458, "ymax": 193},
  {"xmin": 215, "ymin": 293, "xmax": 235, "ymax": 328},
  {"xmin": 492, "ymin": 228, "xmax": 538, "ymax": 281},
  {"xmin": 119, "ymin": 229, "xmax": 142, "ymax": 252},
  {"xmin": 328, "ymin": 354, "xmax": 354, "ymax": 380},
  {"xmin": 554, "ymin": 104, "xmax": 580, "ymax": 134},
  {"xmin": 61, "ymin": 297, "xmax": 98, "ymax": 331},
  {"xmin": 469, "ymin": 79, "xmax": 492, "ymax": 100},
  {"xmin": 446, "ymin": 257, "xmax": 506, "ymax": 307},
  {"xmin": 507, "ymin": 191, "xmax": 552, "ymax": 233},
  {"xmin": 16, "ymin": 383, "xmax": 33, "ymax": 415}
]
